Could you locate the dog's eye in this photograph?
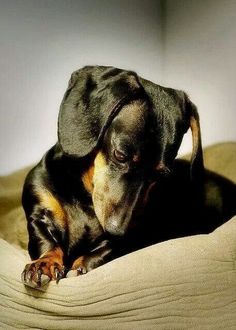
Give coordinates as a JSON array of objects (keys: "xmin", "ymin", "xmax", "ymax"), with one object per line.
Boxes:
[{"xmin": 113, "ymin": 149, "xmax": 127, "ymax": 163}]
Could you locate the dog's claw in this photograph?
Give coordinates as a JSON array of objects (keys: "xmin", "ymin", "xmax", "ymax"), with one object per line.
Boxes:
[
  {"xmin": 78, "ymin": 267, "xmax": 87, "ymax": 275},
  {"xmin": 27, "ymin": 270, "xmax": 33, "ymax": 282},
  {"xmin": 55, "ymin": 267, "xmax": 64, "ymax": 283},
  {"xmin": 55, "ymin": 268, "xmax": 59, "ymax": 281},
  {"xmin": 21, "ymin": 270, "xmax": 26, "ymax": 283},
  {"xmin": 35, "ymin": 269, "xmax": 42, "ymax": 287}
]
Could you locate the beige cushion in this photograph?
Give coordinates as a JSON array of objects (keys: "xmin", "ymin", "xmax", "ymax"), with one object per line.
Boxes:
[{"xmin": 0, "ymin": 216, "xmax": 236, "ymax": 329}]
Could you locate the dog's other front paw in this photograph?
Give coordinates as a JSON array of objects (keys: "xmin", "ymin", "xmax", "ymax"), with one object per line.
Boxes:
[
  {"xmin": 66, "ymin": 256, "xmax": 88, "ymax": 278},
  {"xmin": 21, "ymin": 257, "xmax": 65, "ymax": 288},
  {"xmin": 66, "ymin": 254, "xmax": 107, "ymax": 278},
  {"xmin": 66, "ymin": 241, "xmax": 112, "ymax": 278}
]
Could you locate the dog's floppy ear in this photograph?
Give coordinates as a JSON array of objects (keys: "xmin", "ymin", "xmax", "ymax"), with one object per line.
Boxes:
[
  {"xmin": 139, "ymin": 77, "xmax": 204, "ymax": 181},
  {"xmin": 58, "ymin": 66, "xmax": 142, "ymax": 158},
  {"xmin": 183, "ymin": 93, "xmax": 204, "ymax": 183}
]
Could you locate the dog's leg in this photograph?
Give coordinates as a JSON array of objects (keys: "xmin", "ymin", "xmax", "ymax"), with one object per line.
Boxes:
[
  {"xmin": 66, "ymin": 240, "xmax": 112, "ymax": 277},
  {"xmin": 21, "ymin": 177, "xmax": 68, "ymax": 288},
  {"xmin": 21, "ymin": 206, "xmax": 67, "ymax": 287}
]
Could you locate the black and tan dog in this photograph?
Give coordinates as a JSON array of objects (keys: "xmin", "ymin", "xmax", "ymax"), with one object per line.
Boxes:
[{"xmin": 21, "ymin": 66, "xmax": 236, "ymax": 287}]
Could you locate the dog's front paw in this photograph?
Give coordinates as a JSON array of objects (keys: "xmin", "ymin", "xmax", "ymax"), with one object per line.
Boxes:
[
  {"xmin": 66, "ymin": 254, "xmax": 106, "ymax": 278},
  {"xmin": 66, "ymin": 256, "xmax": 88, "ymax": 278},
  {"xmin": 21, "ymin": 258, "xmax": 65, "ymax": 288}
]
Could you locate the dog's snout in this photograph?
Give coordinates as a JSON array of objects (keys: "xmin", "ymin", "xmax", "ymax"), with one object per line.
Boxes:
[{"xmin": 105, "ymin": 219, "xmax": 126, "ymax": 236}]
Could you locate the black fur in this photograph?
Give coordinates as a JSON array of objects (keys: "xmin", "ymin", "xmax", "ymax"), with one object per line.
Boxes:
[{"xmin": 21, "ymin": 66, "xmax": 236, "ymax": 287}]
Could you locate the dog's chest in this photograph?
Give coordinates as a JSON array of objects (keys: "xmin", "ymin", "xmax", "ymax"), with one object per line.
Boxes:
[{"xmin": 64, "ymin": 203, "xmax": 104, "ymax": 254}]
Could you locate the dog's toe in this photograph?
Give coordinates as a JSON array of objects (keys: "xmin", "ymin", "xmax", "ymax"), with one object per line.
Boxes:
[
  {"xmin": 21, "ymin": 266, "xmax": 51, "ymax": 288},
  {"xmin": 66, "ymin": 266, "xmax": 87, "ymax": 278}
]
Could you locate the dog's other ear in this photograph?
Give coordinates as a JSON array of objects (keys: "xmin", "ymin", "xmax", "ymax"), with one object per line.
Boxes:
[
  {"xmin": 58, "ymin": 66, "xmax": 142, "ymax": 158},
  {"xmin": 139, "ymin": 77, "xmax": 204, "ymax": 182},
  {"xmin": 183, "ymin": 93, "xmax": 204, "ymax": 183}
]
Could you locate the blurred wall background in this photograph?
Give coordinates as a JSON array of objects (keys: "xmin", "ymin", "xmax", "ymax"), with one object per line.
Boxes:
[
  {"xmin": 163, "ymin": 0, "xmax": 236, "ymax": 155},
  {"xmin": 0, "ymin": 0, "xmax": 235, "ymax": 174},
  {"xmin": 0, "ymin": 0, "xmax": 163, "ymax": 174}
]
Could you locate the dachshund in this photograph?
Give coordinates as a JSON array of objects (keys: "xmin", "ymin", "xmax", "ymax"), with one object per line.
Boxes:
[{"xmin": 21, "ymin": 66, "xmax": 236, "ymax": 288}]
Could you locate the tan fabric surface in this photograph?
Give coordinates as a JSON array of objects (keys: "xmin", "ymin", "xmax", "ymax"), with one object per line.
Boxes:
[
  {"xmin": 182, "ymin": 142, "xmax": 236, "ymax": 183},
  {"xmin": 0, "ymin": 217, "xmax": 236, "ymax": 329},
  {"xmin": 0, "ymin": 167, "xmax": 30, "ymax": 250}
]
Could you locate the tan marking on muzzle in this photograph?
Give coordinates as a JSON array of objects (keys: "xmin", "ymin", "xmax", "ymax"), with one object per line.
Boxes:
[
  {"xmin": 92, "ymin": 152, "xmax": 109, "ymax": 229},
  {"xmin": 94, "ymin": 152, "xmax": 107, "ymax": 172},
  {"xmin": 82, "ymin": 151, "xmax": 108, "ymax": 194}
]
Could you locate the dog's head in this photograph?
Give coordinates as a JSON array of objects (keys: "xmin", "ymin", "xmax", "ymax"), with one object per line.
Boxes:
[{"xmin": 58, "ymin": 66, "xmax": 203, "ymax": 236}]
